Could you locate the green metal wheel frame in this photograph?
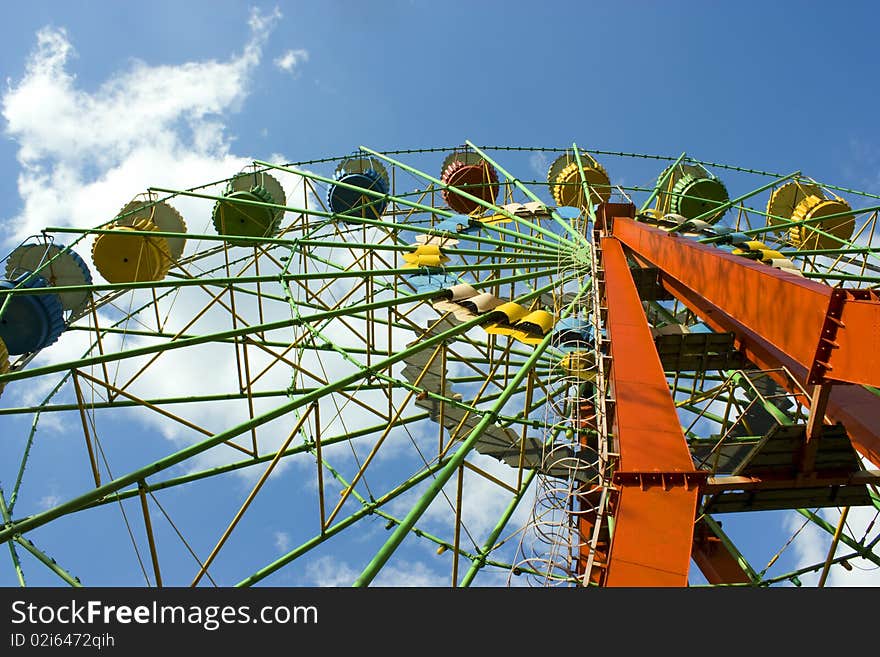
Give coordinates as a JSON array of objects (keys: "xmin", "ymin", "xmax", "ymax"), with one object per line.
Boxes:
[{"xmin": 0, "ymin": 143, "xmax": 878, "ymax": 588}]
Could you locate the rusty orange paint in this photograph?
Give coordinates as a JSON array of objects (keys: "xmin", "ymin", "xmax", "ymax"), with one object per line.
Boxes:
[
  {"xmin": 612, "ymin": 216, "xmax": 880, "ymax": 388},
  {"xmin": 599, "ymin": 236, "xmax": 700, "ymax": 587}
]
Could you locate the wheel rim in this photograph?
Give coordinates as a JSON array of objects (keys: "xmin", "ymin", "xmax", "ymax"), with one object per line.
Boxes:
[{"xmin": 1, "ymin": 144, "xmax": 878, "ymax": 587}]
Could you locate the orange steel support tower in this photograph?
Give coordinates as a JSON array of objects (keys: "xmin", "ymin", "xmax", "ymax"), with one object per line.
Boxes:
[{"xmin": 582, "ymin": 203, "xmax": 880, "ymax": 586}]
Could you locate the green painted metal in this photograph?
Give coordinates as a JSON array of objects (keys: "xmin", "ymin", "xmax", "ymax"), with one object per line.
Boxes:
[
  {"xmin": 640, "ymin": 151, "xmax": 686, "ymax": 213},
  {"xmin": 235, "ymin": 459, "xmax": 446, "ymax": 586},
  {"xmin": 802, "ymin": 272, "xmax": 880, "ymax": 283},
  {"xmin": 757, "ymin": 551, "xmax": 861, "ymax": 587},
  {"xmin": 795, "ymin": 508, "xmax": 880, "ymax": 569},
  {"xmin": 465, "ymin": 140, "xmax": 590, "ymax": 248},
  {"xmin": 730, "ymin": 371, "xmax": 795, "ymax": 427},
  {"xmin": 12, "ymin": 537, "xmax": 82, "ymax": 587},
  {"xmin": 779, "ymin": 246, "xmax": 880, "ymax": 256},
  {"xmin": 0, "ymin": 368, "xmax": 551, "ymax": 416},
  {"xmin": 699, "ymin": 202, "xmax": 880, "ymax": 244},
  {"xmin": 459, "ymin": 469, "xmax": 537, "ymax": 587},
  {"xmin": 355, "ymin": 147, "xmax": 578, "ymax": 249},
  {"xmin": 0, "ymin": 266, "xmax": 560, "ymax": 387},
  {"xmin": 1, "ymin": 254, "xmax": 557, "ymax": 299},
  {"xmin": 700, "ymin": 515, "xmax": 760, "ymax": 585},
  {"xmin": 46, "ymin": 222, "xmax": 561, "ymax": 258},
  {"xmin": 571, "ymin": 143, "xmax": 599, "ymax": 224},
  {"xmin": 353, "ymin": 335, "xmax": 553, "ymax": 587},
  {"xmin": 0, "ymin": 487, "xmax": 26, "ymax": 586},
  {"xmin": 668, "ymin": 171, "xmax": 800, "ymax": 232},
  {"xmin": 5, "ymin": 145, "xmax": 880, "ymax": 588}
]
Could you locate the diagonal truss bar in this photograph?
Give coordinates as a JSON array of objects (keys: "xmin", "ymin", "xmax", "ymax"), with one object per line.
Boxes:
[
  {"xmin": 667, "ymin": 170, "xmax": 800, "ymax": 232},
  {"xmin": 641, "ymin": 152, "xmax": 687, "ymax": 213},
  {"xmin": 356, "ymin": 146, "xmax": 577, "ymax": 248},
  {"xmin": 660, "ymin": 272, "xmax": 880, "ymax": 467},
  {"xmin": 464, "ymin": 140, "xmax": 590, "ymax": 247},
  {"xmin": 691, "ymin": 515, "xmax": 758, "ymax": 585},
  {"xmin": 352, "ymin": 331, "xmax": 554, "ymax": 587},
  {"xmin": 600, "ymin": 236, "xmax": 701, "ymax": 587},
  {"xmin": 0, "ymin": 284, "xmax": 542, "ymax": 545},
  {"xmin": 613, "ymin": 216, "xmax": 880, "ymax": 387},
  {"xmin": 352, "ymin": 277, "xmax": 593, "ymax": 586},
  {"xmin": 0, "ymin": 267, "xmax": 549, "ymax": 388}
]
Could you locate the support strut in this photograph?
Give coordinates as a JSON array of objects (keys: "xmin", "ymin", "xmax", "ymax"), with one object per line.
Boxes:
[{"xmin": 598, "ymin": 234, "xmax": 702, "ymax": 586}]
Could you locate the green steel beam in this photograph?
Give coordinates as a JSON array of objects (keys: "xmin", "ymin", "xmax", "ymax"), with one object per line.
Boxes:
[
  {"xmin": 795, "ymin": 508, "xmax": 880, "ymax": 569},
  {"xmin": 353, "ymin": 148, "xmax": 578, "ymax": 249},
  {"xmin": 0, "ymin": 266, "xmax": 555, "ymax": 387},
  {"xmin": 12, "ymin": 537, "xmax": 82, "ymax": 587},
  {"xmin": 0, "ymin": 369, "xmax": 532, "ymax": 415},
  {"xmin": 730, "ymin": 371, "xmax": 795, "ymax": 427},
  {"xmin": 459, "ymin": 469, "xmax": 537, "ymax": 587},
  {"xmin": 465, "ymin": 140, "xmax": 590, "ymax": 248},
  {"xmin": 0, "ymin": 284, "xmax": 549, "ymax": 544},
  {"xmin": 0, "ymin": 487, "xmax": 26, "ymax": 586},
  {"xmin": 801, "ymin": 272, "xmax": 880, "ymax": 283},
  {"xmin": 640, "ymin": 151, "xmax": 686, "ymax": 213},
  {"xmin": 778, "ymin": 246, "xmax": 880, "ymax": 257},
  {"xmin": 352, "ymin": 335, "xmax": 551, "ymax": 587},
  {"xmin": 757, "ymin": 550, "xmax": 862, "ymax": 587},
  {"xmin": 668, "ymin": 171, "xmax": 800, "ymax": 233},
  {"xmin": 571, "ymin": 143, "xmax": 598, "ymax": 224},
  {"xmin": 235, "ymin": 459, "xmax": 446, "ymax": 586},
  {"xmin": 699, "ymin": 203, "xmax": 880, "ymax": 244},
  {"xmin": 1, "ymin": 256, "xmax": 558, "ymax": 300}
]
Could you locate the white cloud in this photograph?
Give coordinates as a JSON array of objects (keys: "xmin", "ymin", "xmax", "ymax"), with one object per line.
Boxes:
[
  {"xmin": 38, "ymin": 493, "xmax": 61, "ymax": 509},
  {"xmin": 274, "ymin": 49, "xmax": 309, "ymax": 75},
  {"xmin": 304, "ymin": 555, "xmax": 446, "ymax": 587},
  {"xmin": 404, "ymin": 451, "xmax": 536, "ymax": 545},
  {"xmin": 784, "ymin": 506, "xmax": 880, "ymax": 586},
  {"xmin": 0, "ymin": 9, "xmax": 321, "ymax": 485},
  {"xmin": 529, "ymin": 152, "xmax": 548, "ymax": 178},
  {"xmin": 267, "ymin": 152, "xmax": 289, "ymax": 165},
  {"xmin": 273, "ymin": 531, "xmax": 292, "ymax": 553},
  {"xmin": 1, "ymin": 7, "xmax": 283, "ymax": 244}
]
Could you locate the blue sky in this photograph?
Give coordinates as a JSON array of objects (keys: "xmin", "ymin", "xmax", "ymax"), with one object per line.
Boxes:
[
  {"xmin": 1, "ymin": 1, "xmax": 879, "ymax": 587},
  {"xmin": 4, "ymin": 0, "xmax": 879, "ymax": 186}
]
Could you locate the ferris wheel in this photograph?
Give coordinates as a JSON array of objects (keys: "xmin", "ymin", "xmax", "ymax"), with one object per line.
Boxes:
[{"xmin": 0, "ymin": 143, "xmax": 878, "ymax": 587}]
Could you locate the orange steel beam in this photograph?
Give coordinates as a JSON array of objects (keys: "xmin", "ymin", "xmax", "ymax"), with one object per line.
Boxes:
[
  {"xmin": 600, "ymin": 236, "xmax": 702, "ymax": 587},
  {"xmin": 692, "ymin": 544, "xmax": 751, "ymax": 585},
  {"xmin": 656, "ymin": 252, "xmax": 880, "ymax": 467},
  {"xmin": 612, "ymin": 216, "xmax": 880, "ymax": 388},
  {"xmin": 691, "ymin": 520, "xmax": 752, "ymax": 585}
]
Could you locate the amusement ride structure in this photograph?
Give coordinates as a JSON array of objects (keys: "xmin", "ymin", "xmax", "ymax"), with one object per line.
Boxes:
[{"xmin": 0, "ymin": 143, "xmax": 878, "ymax": 587}]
